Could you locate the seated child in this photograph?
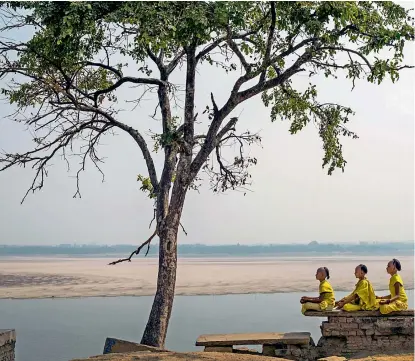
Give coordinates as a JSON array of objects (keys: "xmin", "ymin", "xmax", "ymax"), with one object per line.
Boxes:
[
  {"xmin": 335, "ymin": 264, "xmax": 378, "ymax": 312},
  {"xmin": 300, "ymin": 267, "xmax": 335, "ymax": 314},
  {"xmin": 377, "ymin": 258, "xmax": 408, "ymax": 314}
]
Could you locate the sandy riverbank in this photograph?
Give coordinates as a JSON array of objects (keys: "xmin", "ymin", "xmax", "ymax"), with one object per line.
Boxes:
[{"xmin": 0, "ymin": 255, "xmax": 413, "ymax": 299}]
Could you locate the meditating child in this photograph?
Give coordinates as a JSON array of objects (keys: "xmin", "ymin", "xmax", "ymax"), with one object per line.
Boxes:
[
  {"xmin": 377, "ymin": 258, "xmax": 408, "ymax": 314},
  {"xmin": 300, "ymin": 267, "xmax": 335, "ymax": 314},
  {"xmin": 335, "ymin": 264, "xmax": 378, "ymax": 312}
]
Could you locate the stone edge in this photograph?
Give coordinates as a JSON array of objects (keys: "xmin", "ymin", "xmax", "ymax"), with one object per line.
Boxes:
[
  {"xmin": 304, "ymin": 310, "xmax": 415, "ymax": 317},
  {"xmin": 0, "ymin": 330, "xmax": 16, "ymax": 348}
]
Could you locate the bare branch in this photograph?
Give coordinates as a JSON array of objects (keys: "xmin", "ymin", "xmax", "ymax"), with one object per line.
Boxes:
[
  {"xmin": 108, "ymin": 229, "xmax": 158, "ymax": 265},
  {"xmin": 179, "ymin": 222, "xmax": 188, "ymax": 236}
]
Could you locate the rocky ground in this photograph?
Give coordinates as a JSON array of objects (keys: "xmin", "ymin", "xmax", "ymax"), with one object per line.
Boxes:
[{"xmin": 72, "ymin": 352, "xmax": 414, "ymax": 361}]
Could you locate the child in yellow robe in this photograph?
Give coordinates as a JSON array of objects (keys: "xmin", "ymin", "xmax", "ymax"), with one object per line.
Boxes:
[
  {"xmin": 300, "ymin": 267, "xmax": 335, "ymax": 314},
  {"xmin": 377, "ymin": 258, "xmax": 408, "ymax": 314},
  {"xmin": 335, "ymin": 264, "xmax": 378, "ymax": 312}
]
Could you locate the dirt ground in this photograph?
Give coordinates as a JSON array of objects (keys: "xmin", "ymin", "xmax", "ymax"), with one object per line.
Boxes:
[
  {"xmin": 71, "ymin": 351, "xmax": 282, "ymax": 361},
  {"xmin": 72, "ymin": 352, "xmax": 414, "ymax": 361}
]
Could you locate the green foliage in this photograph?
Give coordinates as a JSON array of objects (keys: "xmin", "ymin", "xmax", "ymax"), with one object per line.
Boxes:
[
  {"xmin": 1, "ymin": 0, "xmax": 413, "ymax": 188},
  {"xmin": 137, "ymin": 174, "xmax": 156, "ymax": 199}
]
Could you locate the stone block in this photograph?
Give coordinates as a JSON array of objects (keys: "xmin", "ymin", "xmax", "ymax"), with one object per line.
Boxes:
[
  {"xmin": 348, "ymin": 331, "xmax": 357, "ymax": 336},
  {"xmin": 321, "ymin": 324, "xmax": 339, "ymax": 332},
  {"xmin": 233, "ymin": 347, "xmax": 260, "ymax": 355},
  {"xmin": 103, "ymin": 338, "xmax": 168, "ymax": 354},
  {"xmin": 375, "ymin": 317, "xmax": 414, "ymax": 336},
  {"xmin": 0, "ymin": 330, "xmax": 16, "ymax": 361},
  {"xmin": 339, "ymin": 323, "xmax": 358, "ymax": 330},
  {"xmin": 204, "ymin": 346, "xmax": 233, "ymax": 353},
  {"xmin": 274, "ymin": 349, "xmax": 288, "ymax": 357},
  {"xmin": 355, "ymin": 317, "xmax": 375, "ymax": 324},
  {"xmin": 262, "ymin": 345, "xmax": 276, "ymax": 356},
  {"xmin": 365, "ymin": 329, "xmax": 375, "ymax": 336},
  {"xmin": 290, "ymin": 347, "xmax": 302, "ymax": 357},
  {"xmin": 359, "ymin": 323, "xmax": 375, "ymax": 330},
  {"xmin": 347, "ymin": 336, "xmax": 363, "ymax": 344}
]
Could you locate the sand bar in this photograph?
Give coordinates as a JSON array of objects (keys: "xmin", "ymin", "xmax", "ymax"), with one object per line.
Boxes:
[{"xmin": 0, "ymin": 255, "xmax": 413, "ymax": 299}]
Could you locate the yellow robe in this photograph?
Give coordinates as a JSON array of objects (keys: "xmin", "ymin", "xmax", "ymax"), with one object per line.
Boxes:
[
  {"xmin": 343, "ymin": 278, "xmax": 378, "ymax": 312},
  {"xmin": 301, "ymin": 280, "xmax": 335, "ymax": 314},
  {"xmin": 379, "ymin": 273, "xmax": 408, "ymax": 314}
]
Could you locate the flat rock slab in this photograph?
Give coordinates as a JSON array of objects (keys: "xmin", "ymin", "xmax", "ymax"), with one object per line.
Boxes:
[
  {"xmin": 71, "ymin": 351, "xmax": 286, "ymax": 361},
  {"xmin": 304, "ymin": 310, "xmax": 414, "ymax": 317},
  {"xmin": 103, "ymin": 338, "xmax": 167, "ymax": 354},
  {"xmin": 196, "ymin": 332, "xmax": 310, "ymax": 346}
]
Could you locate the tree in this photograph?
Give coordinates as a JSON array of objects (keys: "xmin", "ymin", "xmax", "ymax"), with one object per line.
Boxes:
[{"xmin": 0, "ymin": 1, "xmax": 413, "ymax": 347}]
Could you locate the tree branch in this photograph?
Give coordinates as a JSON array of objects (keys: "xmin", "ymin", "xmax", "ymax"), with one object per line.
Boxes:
[
  {"xmin": 108, "ymin": 229, "xmax": 158, "ymax": 265},
  {"xmin": 93, "ymin": 76, "xmax": 168, "ymax": 105},
  {"xmin": 226, "ymin": 29, "xmax": 251, "ymax": 72},
  {"xmin": 83, "ymin": 61, "xmax": 123, "ymax": 78},
  {"xmin": 259, "ymin": 1, "xmax": 276, "ymax": 83},
  {"xmin": 318, "ymin": 46, "xmax": 373, "ymax": 70}
]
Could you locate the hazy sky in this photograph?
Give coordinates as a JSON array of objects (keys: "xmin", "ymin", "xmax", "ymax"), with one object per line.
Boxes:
[{"xmin": 0, "ymin": 10, "xmax": 414, "ymax": 246}]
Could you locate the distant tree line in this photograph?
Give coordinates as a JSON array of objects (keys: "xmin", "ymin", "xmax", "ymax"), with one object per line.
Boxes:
[{"xmin": 0, "ymin": 241, "xmax": 413, "ymax": 257}]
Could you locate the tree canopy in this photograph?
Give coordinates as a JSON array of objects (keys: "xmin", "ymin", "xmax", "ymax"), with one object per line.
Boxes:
[{"xmin": 1, "ymin": 1, "xmax": 413, "ymax": 201}]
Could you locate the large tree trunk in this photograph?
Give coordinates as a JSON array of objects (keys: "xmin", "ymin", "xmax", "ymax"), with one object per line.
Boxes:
[
  {"xmin": 140, "ymin": 218, "xmax": 179, "ymax": 347},
  {"xmin": 141, "ymin": 46, "xmax": 196, "ymax": 348}
]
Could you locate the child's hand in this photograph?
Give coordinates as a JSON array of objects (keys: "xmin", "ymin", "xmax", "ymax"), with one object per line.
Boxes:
[
  {"xmin": 335, "ymin": 300, "xmax": 344, "ymax": 309},
  {"xmin": 379, "ymin": 299, "xmax": 389, "ymax": 305}
]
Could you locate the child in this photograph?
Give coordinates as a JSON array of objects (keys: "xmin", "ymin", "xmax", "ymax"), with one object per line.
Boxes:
[
  {"xmin": 335, "ymin": 264, "xmax": 378, "ymax": 312},
  {"xmin": 300, "ymin": 267, "xmax": 335, "ymax": 314},
  {"xmin": 377, "ymin": 258, "xmax": 408, "ymax": 314}
]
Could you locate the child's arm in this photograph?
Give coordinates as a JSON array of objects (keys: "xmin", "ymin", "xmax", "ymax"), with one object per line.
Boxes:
[
  {"xmin": 376, "ymin": 294, "xmax": 391, "ymax": 300},
  {"xmin": 301, "ymin": 295, "xmax": 322, "ymax": 303},
  {"xmin": 336, "ymin": 293, "xmax": 357, "ymax": 308},
  {"xmin": 379, "ymin": 283, "xmax": 401, "ymax": 305}
]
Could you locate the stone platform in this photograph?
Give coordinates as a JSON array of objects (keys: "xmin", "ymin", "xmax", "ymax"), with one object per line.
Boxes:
[
  {"xmin": 0, "ymin": 330, "xmax": 16, "ymax": 361},
  {"xmin": 304, "ymin": 310, "xmax": 414, "ymax": 360}
]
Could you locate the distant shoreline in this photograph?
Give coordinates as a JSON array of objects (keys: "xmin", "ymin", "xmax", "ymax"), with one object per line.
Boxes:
[
  {"xmin": 1, "ymin": 255, "xmax": 413, "ymax": 300},
  {"xmin": 0, "ymin": 241, "xmax": 413, "ymax": 258},
  {"xmin": 1, "ymin": 288, "xmax": 401, "ymax": 301}
]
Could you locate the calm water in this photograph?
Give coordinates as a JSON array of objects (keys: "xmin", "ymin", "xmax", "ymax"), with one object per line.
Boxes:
[{"xmin": 1, "ymin": 291, "xmax": 414, "ymax": 361}]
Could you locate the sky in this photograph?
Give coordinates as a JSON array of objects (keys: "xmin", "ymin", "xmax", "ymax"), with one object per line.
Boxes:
[{"xmin": 0, "ymin": 8, "xmax": 414, "ymax": 246}]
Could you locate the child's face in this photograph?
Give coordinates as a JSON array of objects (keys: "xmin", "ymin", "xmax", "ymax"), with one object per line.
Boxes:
[
  {"xmin": 386, "ymin": 261, "xmax": 396, "ymax": 275},
  {"xmin": 354, "ymin": 266, "xmax": 364, "ymax": 279},
  {"xmin": 315, "ymin": 269, "xmax": 325, "ymax": 281}
]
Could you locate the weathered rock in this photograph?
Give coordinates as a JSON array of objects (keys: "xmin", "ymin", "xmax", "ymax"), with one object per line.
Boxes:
[
  {"xmin": 262, "ymin": 345, "xmax": 276, "ymax": 356},
  {"xmin": 204, "ymin": 346, "xmax": 233, "ymax": 353},
  {"xmin": 103, "ymin": 338, "xmax": 168, "ymax": 354},
  {"xmin": 0, "ymin": 329, "xmax": 16, "ymax": 361}
]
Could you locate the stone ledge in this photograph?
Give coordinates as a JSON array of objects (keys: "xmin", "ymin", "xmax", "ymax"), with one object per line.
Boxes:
[
  {"xmin": 304, "ymin": 310, "xmax": 414, "ymax": 317},
  {"xmin": 103, "ymin": 338, "xmax": 168, "ymax": 354},
  {"xmin": 0, "ymin": 330, "xmax": 16, "ymax": 348}
]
